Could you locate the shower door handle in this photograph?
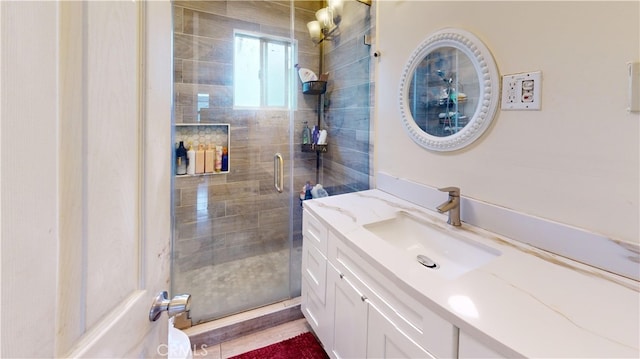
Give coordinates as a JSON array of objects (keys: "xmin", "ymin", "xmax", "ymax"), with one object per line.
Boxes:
[{"xmin": 274, "ymin": 153, "xmax": 284, "ymax": 193}]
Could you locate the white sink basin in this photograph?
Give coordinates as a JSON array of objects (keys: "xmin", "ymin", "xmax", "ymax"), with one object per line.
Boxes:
[{"xmin": 363, "ymin": 211, "xmax": 501, "ymax": 279}]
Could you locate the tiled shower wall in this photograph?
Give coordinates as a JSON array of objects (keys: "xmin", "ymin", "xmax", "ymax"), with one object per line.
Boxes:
[
  {"xmin": 320, "ymin": 0, "xmax": 374, "ymax": 194},
  {"xmin": 172, "ymin": 0, "xmax": 320, "ymax": 278}
]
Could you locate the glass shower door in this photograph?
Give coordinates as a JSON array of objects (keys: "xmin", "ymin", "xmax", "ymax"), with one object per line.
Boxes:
[{"xmin": 170, "ymin": 0, "xmax": 318, "ymax": 325}]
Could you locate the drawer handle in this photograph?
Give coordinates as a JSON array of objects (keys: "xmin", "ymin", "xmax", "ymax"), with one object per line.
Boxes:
[{"xmin": 361, "ymin": 295, "xmax": 367, "ymax": 302}]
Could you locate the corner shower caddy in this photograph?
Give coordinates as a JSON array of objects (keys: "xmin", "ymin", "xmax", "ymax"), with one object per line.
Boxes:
[
  {"xmin": 301, "ymin": 80, "xmax": 328, "ymax": 185},
  {"xmin": 301, "ymin": 80, "xmax": 328, "ymax": 154}
]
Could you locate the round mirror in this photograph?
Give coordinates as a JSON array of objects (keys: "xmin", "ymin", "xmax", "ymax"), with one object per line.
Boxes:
[{"xmin": 399, "ymin": 28, "xmax": 500, "ymax": 151}]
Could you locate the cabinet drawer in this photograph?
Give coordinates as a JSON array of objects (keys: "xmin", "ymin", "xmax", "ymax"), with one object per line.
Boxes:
[
  {"xmin": 328, "ymin": 230, "xmax": 458, "ymax": 358},
  {"xmin": 303, "ymin": 209, "xmax": 328, "ymax": 256},
  {"xmin": 302, "ymin": 239, "xmax": 327, "ymax": 304}
]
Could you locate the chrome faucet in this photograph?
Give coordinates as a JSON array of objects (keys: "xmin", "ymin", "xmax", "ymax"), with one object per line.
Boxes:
[{"xmin": 437, "ymin": 187, "xmax": 461, "ymax": 226}]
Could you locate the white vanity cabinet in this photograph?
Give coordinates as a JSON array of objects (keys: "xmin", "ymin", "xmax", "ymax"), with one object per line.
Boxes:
[
  {"xmin": 302, "ymin": 209, "xmax": 458, "ymax": 359},
  {"xmin": 301, "ymin": 190, "xmax": 640, "ymax": 359}
]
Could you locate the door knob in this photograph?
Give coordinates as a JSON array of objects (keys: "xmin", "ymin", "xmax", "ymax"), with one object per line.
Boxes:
[{"xmin": 149, "ymin": 291, "xmax": 191, "ymax": 322}]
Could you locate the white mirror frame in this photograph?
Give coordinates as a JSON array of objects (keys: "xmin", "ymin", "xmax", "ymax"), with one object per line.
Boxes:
[{"xmin": 399, "ymin": 28, "xmax": 500, "ymax": 152}]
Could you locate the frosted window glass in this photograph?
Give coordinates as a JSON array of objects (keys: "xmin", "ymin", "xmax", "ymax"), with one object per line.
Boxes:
[
  {"xmin": 233, "ymin": 32, "xmax": 292, "ymax": 109},
  {"xmin": 265, "ymin": 42, "xmax": 286, "ymax": 107},
  {"xmin": 234, "ymin": 36, "xmax": 261, "ymax": 107}
]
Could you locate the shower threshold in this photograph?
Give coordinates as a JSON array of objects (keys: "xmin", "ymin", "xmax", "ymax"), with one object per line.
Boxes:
[{"xmin": 184, "ymin": 297, "xmax": 303, "ymax": 348}]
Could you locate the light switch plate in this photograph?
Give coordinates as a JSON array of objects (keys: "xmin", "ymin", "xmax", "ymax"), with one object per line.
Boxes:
[{"xmin": 501, "ymin": 71, "xmax": 542, "ymax": 110}]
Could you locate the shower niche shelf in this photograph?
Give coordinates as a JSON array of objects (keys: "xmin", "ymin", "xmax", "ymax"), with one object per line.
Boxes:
[{"xmin": 175, "ymin": 123, "xmax": 230, "ymax": 176}]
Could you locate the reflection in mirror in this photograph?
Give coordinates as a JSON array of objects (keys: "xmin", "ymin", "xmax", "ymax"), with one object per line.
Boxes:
[
  {"xmin": 399, "ymin": 28, "xmax": 500, "ymax": 152},
  {"xmin": 408, "ymin": 47, "xmax": 479, "ymax": 137},
  {"xmin": 197, "ymin": 93, "xmax": 209, "ymax": 121}
]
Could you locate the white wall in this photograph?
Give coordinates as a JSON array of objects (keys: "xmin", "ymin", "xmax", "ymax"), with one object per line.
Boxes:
[{"xmin": 375, "ymin": 1, "xmax": 639, "ymax": 244}]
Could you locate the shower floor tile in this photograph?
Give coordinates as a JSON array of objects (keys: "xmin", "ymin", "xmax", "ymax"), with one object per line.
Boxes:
[{"xmin": 173, "ymin": 248, "xmax": 294, "ymax": 324}]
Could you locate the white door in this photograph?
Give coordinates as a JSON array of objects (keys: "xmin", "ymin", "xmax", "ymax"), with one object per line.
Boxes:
[{"xmin": 0, "ymin": 1, "xmax": 173, "ymax": 357}]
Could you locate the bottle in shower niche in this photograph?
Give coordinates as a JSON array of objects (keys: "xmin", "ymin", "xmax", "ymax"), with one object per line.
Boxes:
[
  {"xmin": 204, "ymin": 144, "xmax": 215, "ymax": 173},
  {"xmin": 221, "ymin": 147, "xmax": 228, "ymax": 172},
  {"xmin": 195, "ymin": 144, "xmax": 205, "ymax": 174},
  {"xmin": 175, "ymin": 141, "xmax": 187, "ymax": 175},
  {"xmin": 215, "ymin": 145, "xmax": 223, "ymax": 172},
  {"xmin": 302, "ymin": 121, "xmax": 311, "ymax": 144},
  {"xmin": 186, "ymin": 142, "xmax": 195, "ymax": 175}
]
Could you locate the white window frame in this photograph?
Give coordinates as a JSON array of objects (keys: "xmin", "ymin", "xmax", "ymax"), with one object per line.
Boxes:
[{"xmin": 233, "ymin": 30, "xmax": 296, "ymax": 110}]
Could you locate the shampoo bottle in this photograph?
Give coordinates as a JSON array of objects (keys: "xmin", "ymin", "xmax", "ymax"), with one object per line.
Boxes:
[
  {"xmin": 215, "ymin": 145, "xmax": 223, "ymax": 172},
  {"xmin": 302, "ymin": 121, "xmax": 311, "ymax": 144},
  {"xmin": 204, "ymin": 144, "xmax": 215, "ymax": 173},
  {"xmin": 221, "ymin": 147, "xmax": 228, "ymax": 172},
  {"xmin": 294, "ymin": 64, "xmax": 318, "ymax": 83},
  {"xmin": 176, "ymin": 141, "xmax": 187, "ymax": 175},
  {"xmin": 195, "ymin": 144, "xmax": 205, "ymax": 174},
  {"xmin": 318, "ymin": 129, "xmax": 328, "ymax": 145},
  {"xmin": 311, "ymin": 125, "xmax": 319, "ymax": 144},
  {"xmin": 186, "ymin": 142, "xmax": 196, "ymax": 175}
]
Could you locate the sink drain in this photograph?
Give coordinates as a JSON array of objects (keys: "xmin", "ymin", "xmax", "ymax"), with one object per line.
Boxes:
[{"xmin": 417, "ymin": 254, "xmax": 439, "ymax": 269}]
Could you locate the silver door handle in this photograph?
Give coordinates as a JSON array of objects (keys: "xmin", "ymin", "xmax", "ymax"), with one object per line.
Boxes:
[
  {"xmin": 149, "ymin": 291, "xmax": 191, "ymax": 322},
  {"xmin": 274, "ymin": 153, "xmax": 283, "ymax": 193}
]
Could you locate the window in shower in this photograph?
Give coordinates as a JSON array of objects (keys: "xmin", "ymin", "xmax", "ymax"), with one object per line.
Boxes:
[{"xmin": 233, "ymin": 30, "xmax": 293, "ymax": 109}]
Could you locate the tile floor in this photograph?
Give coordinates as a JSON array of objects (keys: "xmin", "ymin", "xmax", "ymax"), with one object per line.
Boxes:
[
  {"xmin": 174, "ymin": 247, "xmax": 302, "ymax": 324},
  {"xmin": 192, "ymin": 318, "xmax": 313, "ymax": 359}
]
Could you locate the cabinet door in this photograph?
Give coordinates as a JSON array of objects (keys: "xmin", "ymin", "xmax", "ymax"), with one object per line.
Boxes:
[
  {"xmin": 367, "ymin": 303, "xmax": 433, "ymax": 359},
  {"xmin": 458, "ymin": 330, "xmax": 505, "ymax": 358},
  {"xmin": 329, "ymin": 265, "xmax": 368, "ymax": 359},
  {"xmin": 302, "ymin": 275, "xmax": 332, "ymax": 353}
]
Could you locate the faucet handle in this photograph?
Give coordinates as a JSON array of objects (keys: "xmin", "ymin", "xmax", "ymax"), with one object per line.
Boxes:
[{"xmin": 438, "ymin": 186, "xmax": 460, "ymax": 196}]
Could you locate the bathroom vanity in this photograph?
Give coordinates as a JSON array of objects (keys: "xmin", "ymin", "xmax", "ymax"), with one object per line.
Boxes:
[{"xmin": 301, "ymin": 189, "xmax": 639, "ymax": 358}]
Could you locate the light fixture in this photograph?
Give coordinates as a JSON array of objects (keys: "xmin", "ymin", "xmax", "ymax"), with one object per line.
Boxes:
[
  {"xmin": 306, "ymin": 20, "xmax": 323, "ymax": 44},
  {"xmin": 306, "ymin": 0, "xmax": 346, "ymax": 45},
  {"xmin": 316, "ymin": 7, "xmax": 336, "ymax": 33},
  {"xmin": 328, "ymin": 0, "xmax": 343, "ymax": 24}
]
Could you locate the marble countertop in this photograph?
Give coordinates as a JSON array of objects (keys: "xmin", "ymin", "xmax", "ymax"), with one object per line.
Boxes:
[{"xmin": 303, "ymin": 189, "xmax": 640, "ymax": 358}]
